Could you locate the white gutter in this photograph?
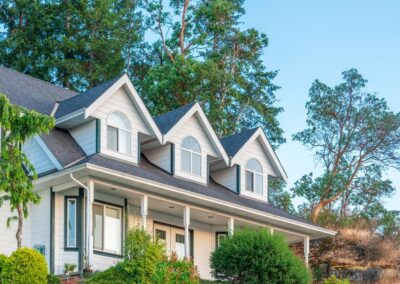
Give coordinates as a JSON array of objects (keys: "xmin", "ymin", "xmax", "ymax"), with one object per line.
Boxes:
[{"xmin": 69, "ymin": 173, "xmax": 92, "ymax": 273}]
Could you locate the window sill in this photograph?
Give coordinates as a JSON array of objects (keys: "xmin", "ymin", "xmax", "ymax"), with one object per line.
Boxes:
[
  {"xmin": 94, "ymin": 250, "xmax": 123, "ymax": 259},
  {"xmin": 64, "ymin": 247, "xmax": 79, "ymax": 252}
]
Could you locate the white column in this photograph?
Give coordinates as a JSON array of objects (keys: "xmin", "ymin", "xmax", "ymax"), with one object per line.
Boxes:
[
  {"xmin": 141, "ymin": 195, "xmax": 148, "ymax": 231},
  {"xmin": 183, "ymin": 206, "xmax": 190, "ymax": 258},
  {"xmin": 228, "ymin": 217, "xmax": 234, "ymax": 235},
  {"xmin": 87, "ymin": 180, "xmax": 94, "ymax": 269},
  {"xmin": 270, "ymin": 227, "xmax": 274, "ymax": 235},
  {"xmin": 304, "ymin": 236, "xmax": 310, "ymax": 267}
]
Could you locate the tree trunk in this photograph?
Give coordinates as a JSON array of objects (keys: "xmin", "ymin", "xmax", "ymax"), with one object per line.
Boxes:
[
  {"xmin": 311, "ymin": 201, "xmax": 325, "ymax": 223},
  {"xmin": 16, "ymin": 203, "xmax": 23, "ymax": 249}
]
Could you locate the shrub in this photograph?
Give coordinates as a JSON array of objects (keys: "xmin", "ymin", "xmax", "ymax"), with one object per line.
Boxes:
[
  {"xmin": 323, "ymin": 276, "xmax": 351, "ymax": 284},
  {"xmin": 152, "ymin": 252, "xmax": 200, "ymax": 284},
  {"xmin": 47, "ymin": 274, "xmax": 61, "ymax": 284},
  {"xmin": 85, "ymin": 266, "xmax": 128, "ymax": 284},
  {"xmin": 1, "ymin": 248, "xmax": 48, "ymax": 284},
  {"xmin": 210, "ymin": 228, "xmax": 311, "ymax": 284},
  {"xmin": 0, "ymin": 254, "xmax": 7, "ymax": 277}
]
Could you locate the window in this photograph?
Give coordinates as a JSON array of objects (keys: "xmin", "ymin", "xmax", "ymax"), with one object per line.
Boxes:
[
  {"xmin": 156, "ymin": 229, "xmax": 166, "ymax": 241},
  {"xmin": 93, "ymin": 203, "xmax": 122, "ymax": 255},
  {"xmin": 216, "ymin": 232, "xmax": 228, "ymax": 247},
  {"xmin": 181, "ymin": 136, "xmax": 201, "ymax": 176},
  {"xmin": 66, "ymin": 198, "xmax": 77, "ymax": 248},
  {"xmin": 107, "ymin": 111, "xmax": 131, "ymax": 155},
  {"xmin": 245, "ymin": 158, "xmax": 263, "ymax": 194}
]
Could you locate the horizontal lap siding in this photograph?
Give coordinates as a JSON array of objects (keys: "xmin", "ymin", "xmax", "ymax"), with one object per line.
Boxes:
[
  {"xmin": 171, "ymin": 115, "xmax": 217, "ymax": 184},
  {"xmin": 210, "ymin": 166, "xmax": 237, "ymax": 192},
  {"xmin": 93, "ymin": 88, "xmax": 151, "ymax": 164},
  {"xmin": 143, "ymin": 144, "xmax": 171, "ymax": 173},
  {"xmin": 23, "ymin": 138, "xmax": 56, "ymax": 174},
  {"xmin": 92, "ymin": 254, "xmax": 121, "ymax": 271},
  {"xmin": 69, "ymin": 120, "xmax": 96, "ymax": 155},
  {"xmin": 0, "ymin": 195, "xmax": 20, "ymax": 255},
  {"xmin": 237, "ymin": 138, "xmax": 275, "ymax": 201}
]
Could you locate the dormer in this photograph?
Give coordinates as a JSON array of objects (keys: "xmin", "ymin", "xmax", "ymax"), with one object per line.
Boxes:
[
  {"xmin": 145, "ymin": 103, "xmax": 228, "ymax": 184},
  {"xmin": 54, "ymin": 75, "xmax": 161, "ymax": 164},
  {"xmin": 211, "ymin": 128, "xmax": 287, "ymax": 202}
]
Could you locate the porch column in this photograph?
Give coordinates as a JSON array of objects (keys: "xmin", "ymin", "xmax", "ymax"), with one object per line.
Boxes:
[
  {"xmin": 87, "ymin": 180, "xmax": 94, "ymax": 269},
  {"xmin": 228, "ymin": 217, "xmax": 234, "ymax": 235},
  {"xmin": 270, "ymin": 227, "xmax": 274, "ymax": 235},
  {"xmin": 183, "ymin": 206, "xmax": 190, "ymax": 258},
  {"xmin": 141, "ymin": 195, "xmax": 148, "ymax": 230},
  {"xmin": 304, "ymin": 236, "xmax": 310, "ymax": 267}
]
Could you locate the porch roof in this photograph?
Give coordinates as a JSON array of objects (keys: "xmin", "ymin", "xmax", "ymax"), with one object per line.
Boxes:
[{"xmin": 70, "ymin": 153, "xmax": 323, "ymax": 230}]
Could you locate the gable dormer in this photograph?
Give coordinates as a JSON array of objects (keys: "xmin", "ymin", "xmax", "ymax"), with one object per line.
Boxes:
[
  {"xmin": 149, "ymin": 103, "xmax": 228, "ymax": 184},
  {"xmin": 212, "ymin": 128, "xmax": 287, "ymax": 202},
  {"xmin": 55, "ymin": 75, "xmax": 161, "ymax": 164}
]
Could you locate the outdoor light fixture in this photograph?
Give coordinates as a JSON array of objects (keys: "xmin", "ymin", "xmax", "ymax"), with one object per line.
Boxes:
[{"xmin": 169, "ymin": 205, "xmax": 174, "ymax": 209}]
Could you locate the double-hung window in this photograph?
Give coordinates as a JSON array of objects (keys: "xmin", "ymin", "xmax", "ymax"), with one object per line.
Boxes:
[
  {"xmin": 181, "ymin": 136, "xmax": 201, "ymax": 176},
  {"xmin": 66, "ymin": 198, "xmax": 77, "ymax": 248},
  {"xmin": 107, "ymin": 111, "xmax": 132, "ymax": 155},
  {"xmin": 245, "ymin": 158, "xmax": 263, "ymax": 195},
  {"xmin": 93, "ymin": 203, "xmax": 122, "ymax": 255}
]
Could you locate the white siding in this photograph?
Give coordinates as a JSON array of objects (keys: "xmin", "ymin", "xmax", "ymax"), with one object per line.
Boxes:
[
  {"xmin": 92, "ymin": 87, "xmax": 151, "ymax": 164},
  {"xmin": 210, "ymin": 166, "xmax": 237, "ymax": 192},
  {"xmin": 170, "ymin": 114, "xmax": 218, "ymax": 184},
  {"xmin": 92, "ymin": 254, "xmax": 121, "ymax": 271},
  {"xmin": 237, "ymin": 138, "xmax": 276, "ymax": 201},
  {"xmin": 70, "ymin": 120, "xmax": 96, "ymax": 155},
  {"xmin": 23, "ymin": 138, "xmax": 56, "ymax": 174},
  {"xmin": 143, "ymin": 144, "xmax": 171, "ymax": 173},
  {"xmin": 0, "ymin": 194, "xmax": 22, "ymax": 255}
]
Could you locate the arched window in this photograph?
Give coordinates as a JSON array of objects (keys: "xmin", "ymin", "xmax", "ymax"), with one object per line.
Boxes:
[
  {"xmin": 181, "ymin": 136, "xmax": 201, "ymax": 176},
  {"xmin": 107, "ymin": 111, "xmax": 131, "ymax": 155},
  {"xmin": 245, "ymin": 158, "xmax": 263, "ymax": 194}
]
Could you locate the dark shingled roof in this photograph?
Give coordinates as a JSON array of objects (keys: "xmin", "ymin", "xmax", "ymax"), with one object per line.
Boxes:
[
  {"xmin": 41, "ymin": 129, "xmax": 86, "ymax": 167},
  {"xmin": 221, "ymin": 128, "xmax": 259, "ymax": 157},
  {"xmin": 154, "ymin": 103, "xmax": 196, "ymax": 134},
  {"xmin": 55, "ymin": 75, "xmax": 124, "ymax": 118},
  {"xmin": 0, "ymin": 67, "xmax": 77, "ymax": 115},
  {"xmin": 69, "ymin": 153, "xmax": 317, "ymax": 227}
]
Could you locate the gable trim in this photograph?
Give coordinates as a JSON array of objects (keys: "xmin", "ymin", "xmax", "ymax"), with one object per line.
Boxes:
[
  {"xmin": 162, "ymin": 103, "xmax": 229, "ymax": 165},
  {"xmin": 84, "ymin": 75, "xmax": 162, "ymax": 143},
  {"xmin": 34, "ymin": 136, "xmax": 63, "ymax": 170},
  {"xmin": 230, "ymin": 128, "xmax": 288, "ymax": 182}
]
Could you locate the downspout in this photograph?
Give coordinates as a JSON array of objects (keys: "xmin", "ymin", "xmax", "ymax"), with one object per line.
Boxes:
[{"xmin": 69, "ymin": 174, "xmax": 91, "ymax": 276}]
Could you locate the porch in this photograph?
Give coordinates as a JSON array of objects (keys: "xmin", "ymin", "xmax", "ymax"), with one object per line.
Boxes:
[{"xmin": 52, "ymin": 178, "xmax": 312, "ymax": 279}]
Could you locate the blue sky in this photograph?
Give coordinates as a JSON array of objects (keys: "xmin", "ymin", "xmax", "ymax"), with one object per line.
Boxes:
[{"xmin": 242, "ymin": 1, "xmax": 400, "ymax": 210}]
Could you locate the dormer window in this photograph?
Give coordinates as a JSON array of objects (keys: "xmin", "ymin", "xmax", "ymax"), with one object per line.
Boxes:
[
  {"xmin": 245, "ymin": 158, "xmax": 263, "ymax": 194},
  {"xmin": 107, "ymin": 111, "xmax": 131, "ymax": 155},
  {"xmin": 181, "ymin": 136, "xmax": 201, "ymax": 176}
]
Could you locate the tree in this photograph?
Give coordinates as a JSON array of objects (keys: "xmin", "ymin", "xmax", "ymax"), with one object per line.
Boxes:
[
  {"xmin": 0, "ymin": 94, "xmax": 55, "ymax": 248},
  {"xmin": 138, "ymin": 0, "xmax": 283, "ymax": 145},
  {"xmin": 292, "ymin": 69, "xmax": 400, "ymax": 223},
  {"xmin": 268, "ymin": 179, "xmax": 295, "ymax": 214}
]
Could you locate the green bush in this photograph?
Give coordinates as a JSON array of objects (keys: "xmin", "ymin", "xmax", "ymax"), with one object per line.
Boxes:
[
  {"xmin": 85, "ymin": 266, "xmax": 128, "ymax": 284},
  {"xmin": 210, "ymin": 228, "xmax": 311, "ymax": 284},
  {"xmin": 323, "ymin": 275, "xmax": 351, "ymax": 284},
  {"xmin": 152, "ymin": 253, "xmax": 200, "ymax": 284},
  {"xmin": 0, "ymin": 254, "xmax": 7, "ymax": 278},
  {"xmin": 1, "ymin": 248, "xmax": 48, "ymax": 284},
  {"xmin": 47, "ymin": 274, "xmax": 61, "ymax": 284}
]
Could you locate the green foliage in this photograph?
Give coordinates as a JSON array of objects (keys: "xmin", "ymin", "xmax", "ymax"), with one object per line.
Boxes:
[
  {"xmin": 0, "ymin": 254, "xmax": 7, "ymax": 277},
  {"xmin": 292, "ymin": 69, "xmax": 400, "ymax": 222},
  {"xmin": 152, "ymin": 253, "xmax": 200, "ymax": 284},
  {"xmin": 85, "ymin": 266, "xmax": 127, "ymax": 284},
  {"xmin": 1, "ymin": 248, "xmax": 48, "ymax": 284},
  {"xmin": 268, "ymin": 179, "xmax": 295, "ymax": 214},
  {"xmin": 63, "ymin": 263, "xmax": 77, "ymax": 275},
  {"xmin": 210, "ymin": 228, "xmax": 311, "ymax": 284},
  {"xmin": 0, "ymin": 94, "xmax": 55, "ymax": 247},
  {"xmin": 322, "ymin": 276, "xmax": 351, "ymax": 284},
  {"xmin": 47, "ymin": 274, "xmax": 61, "ymax": 284}
]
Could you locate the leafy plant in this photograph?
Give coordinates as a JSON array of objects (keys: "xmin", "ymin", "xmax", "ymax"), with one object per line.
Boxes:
[
  {"xmin": 152, "ymin": 252, "xmax": 200, "ymax": 284},
  {"xmin": 47, "ymin": 274, "xmax": 61, "ymax": 284},
  {"xmin": 63, "ymin": 263, "xmax": 77, "ymax": 281},
  {"xmin": 1, "ymin": 248, "xmax": 48, "ymax": 284},
  {"xmin": 0, "ymin": 254, "xmax": 7, "ymax": 279},
  {"xmin": 323, "ymin": 275, "xmax": 351, "ymax": 284},
  {"xmin": 210, "ymin": 228, "xmax": 311, "ymax": 284}
]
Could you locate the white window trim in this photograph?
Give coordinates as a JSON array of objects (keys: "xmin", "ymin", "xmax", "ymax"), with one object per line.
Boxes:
[
  {"xmin": 245, "ymin": 158, "xmax": 264, "ymax": 195},
  {"xmin": 93, "ymin": 202, "xmax": 123, "ymax": 255},
  {"xmin": 106, "ymin": 111, "xmax": 132, "ymax": 156},
  {"xmin": 181, "ymin": 136, "xmax": 202, "ymax": 176},
  {"xmin": 66, "ymin": 198, "xmax": 77, "ymax": 248}
]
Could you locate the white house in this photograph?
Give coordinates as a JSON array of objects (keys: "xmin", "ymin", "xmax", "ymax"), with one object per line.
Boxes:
[{"xmin": 0, "ymin": 67, "xmax": 335, "ymax": 279}]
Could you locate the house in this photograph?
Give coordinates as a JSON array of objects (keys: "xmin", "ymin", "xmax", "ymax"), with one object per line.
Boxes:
[{"xmin": 0, "ymin": 67, "xmax": 335, "ymax": 279}]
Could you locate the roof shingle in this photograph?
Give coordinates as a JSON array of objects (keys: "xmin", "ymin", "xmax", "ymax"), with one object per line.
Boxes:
[
  {"xmin": 221, "ymin": 128, "xmax": 259, "ymax": 157},
  {"xmin": 153, "ymin": 103, "xmax": 195, "ymax": 134}
]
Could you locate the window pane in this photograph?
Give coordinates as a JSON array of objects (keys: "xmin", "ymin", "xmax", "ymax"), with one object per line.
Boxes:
[
  {"xmin": 104, "ymin": 207, "xmax": 121, "ymax": 254},
  {"xmin": 156, "ymin": 229, "xmax": 166, "ymax": 241},
  {"xmin": 192, "ymin": 153, "xmax": 201, "ymax": 176},
  {"xmin": 108, "ymin": 111, "xmax": 130, "ymax": 130},
  {"xmin": 119, "ymin": 130, "xmax": 131, "ymax": 155},
  {"xmin": 181, "ymin": 150, "xmax": 191, "ymax": 172},
  {"xmin": 176, "ymin": 234, "xmax": 185, "ymax": 244},
  {"xmin": 107, "ymin": 126, "xmax": 118, "ymax": 151},
  {"xmin": 182, "ymin": 137, "xmax": 191, "ymax": 149},
  {"xmin": 93, "ymin": 204, "xmax": 103, "ymax": 250},
  {"xmin": 255, "ymin": 174, "xmax": 263, "ymax": 195},
  {"xmin": 67, "ymin": 199, "xmax": 76, "ymax": 247},
  {"xmin": 246, "ymin": 171, "xmax": 254, "ymax": 191}
]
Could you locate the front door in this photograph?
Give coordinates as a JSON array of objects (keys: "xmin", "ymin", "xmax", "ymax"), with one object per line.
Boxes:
[{"xmin": 153, "ymin": 223, "xmax": 187, "ymax": 259}]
